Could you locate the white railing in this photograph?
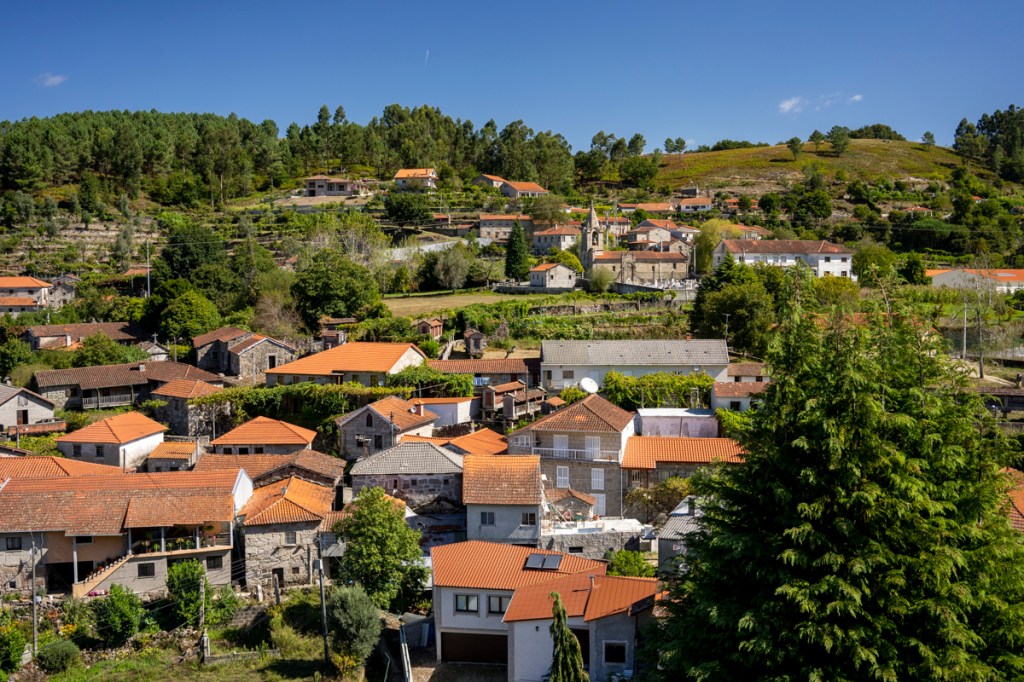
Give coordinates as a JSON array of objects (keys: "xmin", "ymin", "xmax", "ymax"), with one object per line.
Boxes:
[{"xmin": 532, "ymin": 447, "xmax": 619, "ymax": 462}]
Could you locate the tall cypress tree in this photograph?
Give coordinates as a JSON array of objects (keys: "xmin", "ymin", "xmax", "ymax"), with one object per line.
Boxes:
[
  {"xmin": 653, "ymin": 271, "xmax": 1024, "ymax": 680},
  {"xmin": 549, "ymin": 592, "xmax": 589, "ymax": 682},
  {"xmin": 505, "ymin": 220, "xmax": 530, "ymax": 280}
]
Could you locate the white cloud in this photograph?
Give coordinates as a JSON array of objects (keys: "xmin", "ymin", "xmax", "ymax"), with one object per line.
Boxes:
[
  {"xmin": 849, "ymin": 94, "xmax": 863, "ymax": 102},
  {"xmin": 778, "ymin": 96, "xmax": 805, "ymax": 114},
  {"xmin": 37, "ymin": 72, "xmax": 67, "ymax": 87}
]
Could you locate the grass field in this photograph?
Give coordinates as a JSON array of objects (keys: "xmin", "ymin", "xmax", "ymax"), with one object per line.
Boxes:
[
  {"xmin": 655, "ymin": 139, "xmax": 984, "ymax": 194},
  {"xmin": 383, "ymin": 290, "xmax": 555, "ymax": 317}
]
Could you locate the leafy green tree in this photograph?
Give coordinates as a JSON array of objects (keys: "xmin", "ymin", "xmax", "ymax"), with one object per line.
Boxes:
[
  {"xmin": 796, "ymin": 188, "xmax": 833, "ymax": 224},
  {"xmin": 653, "ymin": 274, "xmax": 1024, "ymax": 680},
  {"xmin": 0, "ymin": 610, "xmax": 26, "ymax": 675},
  {"xmin": 588, "ymin": 266, "xmax": 615, "ymax": 293},
  {"xmin": 383, "ymin": 192, "xmax": 431, "ymax": 225},
  {"xmin": 808, "ymin": 129, "xmax": 826, "ymax": 153},
  {"xmin": 558, "ymin": 386, "xmax": 587, "ymax": 404},
  {"xmin": 92, "ymin": 584, "xmax": 145, "ymax": 647},
  {"xmin": 826, "ymin": 125, "xmax": 851, "ymax": 156},
  {"xmin": 691, "ymin": 254, "xmax": 774, "ymax": 355},
  {"xmin": 334, "ymin": 486, "xmax": 428, "ymax": 611},
  {"xmin": 153, "ymin": 214, "xmax": 227, "ymax": 284},
  {"xmin": 922, "ymin": 131, "xmax": 936, "ymax": 146},
  {"xmin": 547, "ymin": 250, "xmax": 583, "ymax": 273},
  {"xmin": 620, "ymin": 155, "xmax": 659, "ymax": 188},
  {"xmin": 604, "ymin": 550, "xmax": 656, "ymax": 577},
  {"xmin": 627, "ymin": 133, "xmax": 646, "ymax": 156},
  {"xmin": 0, "ymin": 337, "xmax": 33, "ymax": 379},
  {"xmin": 852, "ymin": 240, "xmax": 898, "ymax": 285},
  {"xmin": 664, "ymin": 137, "xmax": 687, "ymax": 154},
  {"xmin": 899, "ymin": 253, "xmax": 930, "ymax": 285},
  {"xmin": 549, "ymin": 592, "xmax": 589, "ymax": 682},
  {"xmin": 505, "ymin": 221, "xmax": 531, "ymax": 280},
  {"xmin": 435, "ymin": 244, "xmax": 472, "ymax": 291},
  {"xmin": 160, "ymin": 290, "xmax": 221, "ymax": 342},
  {"xmin": 692, "ymin": 220, "xmax": 741, "ymax": 275},
  {"xmin": 786, "ymin": 136, "xmax": 803, "ymax": 161},
  {"xmin": 292, "ymin": 249, "xmax": 381, "ymax": 330},
  {"xmin": 327, "ymin": 585, "xmax": 382, "ymax": 673},
  {"xmin": 386, "ymin": 364, "xmax": 473, "ymax": 397},
  {"xmin": 72, "ymin": 333, "xmax": 148, "ymax": 368},
  {"xmin": 166, "ymin": 559, "xmax": 210, "ymax": 626},
  {"xmin": 757, "ymin": 192, "xmax": 782, "ymax": 217},
  {"xmin": 625, "ymin": 476, "xmax": 692, "ymax": 523}
]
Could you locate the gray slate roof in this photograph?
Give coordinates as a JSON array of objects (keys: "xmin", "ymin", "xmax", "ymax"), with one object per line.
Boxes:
[
  {"xmin": 541, "ymin": 340, "xmax": 728, "ymax": 367},
  {"xmin": 658, "ymin": 513, "xmax": 702, "ymax": 541},
  {"xmin": 350, "ymin": 442, "xmax": 464, "ymax": 477}
]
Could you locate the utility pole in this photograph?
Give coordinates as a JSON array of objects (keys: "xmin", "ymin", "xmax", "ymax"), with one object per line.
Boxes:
[
  {"xmin": 198, "ymin": 566, "xmax": 206, "ymax": 631},
  {"xmin": 30, "ymin": 540, "xmax": 38, "ymax": 654},
  {"xmin": 316, "ymin": 534, "xmax": 330, "ymax": 668}
]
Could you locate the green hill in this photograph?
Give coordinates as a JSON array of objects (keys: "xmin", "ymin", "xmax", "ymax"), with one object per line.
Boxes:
[{"xmin": 655, "ymin": 139, "xmax": 988, "ymax": 195}]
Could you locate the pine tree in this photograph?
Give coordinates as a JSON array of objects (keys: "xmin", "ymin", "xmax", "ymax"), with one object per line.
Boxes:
[
  {"xmin": 653, "ymin": 271, "xmax": 1024, "ymax": 681},
  {"xmin": 549, "ymin": 592, "xmax": 589, "ymax": 682},
  {"xmin": 505, "ymin": 220, "xmax": 530, "ymax": 280}
]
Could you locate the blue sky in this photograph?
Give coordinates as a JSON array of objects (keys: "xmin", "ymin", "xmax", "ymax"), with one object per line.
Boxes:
[{"xmin": 2, "ymin": 0, "xmax": 1020, "ymax": 151}]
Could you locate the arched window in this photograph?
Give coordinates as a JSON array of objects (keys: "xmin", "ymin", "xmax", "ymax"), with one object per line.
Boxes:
[{"xmin": 365, "ymin": 413, "xmax": 373, "ymax": 427}]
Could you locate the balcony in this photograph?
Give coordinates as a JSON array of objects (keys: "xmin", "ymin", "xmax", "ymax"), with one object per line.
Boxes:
[
  {"xmin": 82, "ymin": 393, "xmax": 135, "ymax": 409},
  {"xmin": 532, "ymin": 447, "xmax": 619, "ymax": 462}
]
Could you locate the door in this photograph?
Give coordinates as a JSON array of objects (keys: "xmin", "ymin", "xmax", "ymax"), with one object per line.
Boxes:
[
  {"xmin": 272, "ymin": 567, "xmax": 285, "ymax": 587},
  {"xmin": 553, "ymin": 434, "xmax": 569, "ymax": 457},
  {"xmin": 585, "ymin": 436, "xmax": 601, "ymax": 459},
  {"xmin": 267, "ymin": 355, "xmax": 277, "ymax": 370},
  {"xmin": 440, "ymin": 632, "xmax": 508, "ymax": 663},
  {"xmin": 17, "ymin": 410, "xmax": 28, "ymax": 426}
]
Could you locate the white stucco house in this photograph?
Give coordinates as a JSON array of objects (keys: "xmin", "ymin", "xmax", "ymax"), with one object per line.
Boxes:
[
  {"xmin": 529, "ymin": 263, "xmax": 578, "ymax": 290},
  {"xmin": 410, "ymin": 396, "xmax": 478, "ymax": 427},
  {"xmin": 265, "ymin": 342, "xmax": 426, "ymax": 387},
  {"xmin": 463, "ymin": 455, "xmax": 543, "ymax": 546},
  {"xmin": 540, "ymin": 339, "xmax": 729, "ymax": 390},
  {"xmin": 927, "ymin": 268, "xmax": 1024, "ymax": 294},
  {"xmin": 712, "ymin": 239, "xmax": 855, "ymax": 279},
  {"xmin": 54, "ymin": 411, "xmax": 166, "ymax": 471}
]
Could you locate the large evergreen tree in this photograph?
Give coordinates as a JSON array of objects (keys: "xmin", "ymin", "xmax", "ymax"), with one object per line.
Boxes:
[
  {"xmin": 549, "ymin": 592, "xmax": 589, "ymax": 682},
  {"xmin": 654, "ymin": 272, "xmax": 1024, "ymax": 680},
  {"xmin": 505, "ymin": 221, "xmax": 531, "ymax": 280}
]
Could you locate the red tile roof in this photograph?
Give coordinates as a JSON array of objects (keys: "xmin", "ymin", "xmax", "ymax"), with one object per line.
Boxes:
[
  {"xmin": 504, "ymin": 573, "xmax": 659, "ymax": 623},
  {"xmin": 0, "ymin": 456, "xmax": 119, "ymax": 479},
  {"xmin": 194, "ymin": 450, "xmax": 345, "ymax": 482},
  {"xmin": 0, "ymin": 297, "xmax": 39, "ymax": 306},
  {"xmin": 192, "ymin": 326, "xmax": 249, "ymax": 348},
  {"xmin": 720, "ymin": 239, "xmax": 852, "ymax": 255},
  {"xmin": 480, "ymin": 214, "xmax": 533, "ymax": 222},
  {"xmin": 34, "ymin": 361, "xmax": 220, "ymax": 391},
  {"xmin": 146, "ymin": 441, "xmax": 197, "ymax": 460},
  {"xmin": 623, "ymin": 436, "xmax": 744, "ymax": 470},
  {"xmin": 0, "ymin": 276, "xmax": 50, "ymax": 288},
  {"xmin": 428, "ymin": 358, "xmax": 534, "ymax": 375},
  {"xmin": 463, "ymin": 455, "xmax": 541, "ymax": 505},
  {"xmin": 401, "ymin": 428, "xmax": 509, "ymax": 456},
  {"xmin": 431, "ymin": 541, "xmax": 605, "ymax": 590},
  {"xmin": 336, "ymin": 395, "xmax": 437, "ymax": 432},
  {"xmin": 503, "ymin": 181, "xmax": 548, "ymax": 193},
  {"xmin": 240, "ymin": 477, "xmax": 334, "ymax": 526},
  {"xmin": 151, "ymin": 379, "xmax": 222, "ymax": 400},
  {"xmin": 713, "ymin": 381, "xmax": 770, "ymax": 398},
  {"xmin": 678, "ymin": 197, "xmax": 713, "ymax": 206},
  {"xmin": 534, "ymin": 226, "xmax": 580, "ymax": 236},
  {"xmin": 211, "ymin": 416, "xmax": 317, "ymax": 447},
  {"xmin": 394, "ymin": 168, "xmax": 437, "ymax": 179},
  {"xmin": 726, "ymin": 363, "xmax": 766, "ymax": 377},
  {"xmin": 515, "ymin": 394, "xmax": 633, "ymax": 434},
  {"xmin": 266, "ymin": 342, "xmax": 425, "ymax": 377},
  {"xmin": 619, "ymin": 202, "xmax": 674, "ymax": 212},
  {"xmin": 55, "ymin": 412, "xmax": 166, "ymax": 445}
]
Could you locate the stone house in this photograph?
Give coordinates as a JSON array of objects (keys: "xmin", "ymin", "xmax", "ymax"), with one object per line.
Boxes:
[
  {"xmin": 463, "ymin": 455, "xmax": 543, "ymax": 545},
  {"xmin": 265, "ymin": 342, "xmax": 427, "ymax": 387},
  {"xmin": 350, "ymin": 442, "xmax": 463, "ymax": 511},
  {"xmin": 507, "ymin": 394, "xmax": 635, "ymax": 518},
  {"xmin": 33, "ymin": 361, "xmax": 221, "ymax": 410},
  {"xmin": 210, "ymin": 416, "xmax": 316, "ymax": 455},
  {"xmin": 529, "ymin": 263, "xmax": 577, "ymax": 290},
  {"xmin": 48, "ymin": 275, "xmax": 80, "ymax": 309},
  {"xmin": 711, "ymin": 381, "xmax": 769, "ymax": 412},
  {"xmin": 193, "ymin": 450, "xmax": 345, "ymax": 506},
  {"xmin": 428, "ymin": 358, "xmax": 540, "ymax": 392},
  {"xmin": 239, "ymin": 476, "xmax": 334, "ymax": 588},
  {"xmin": 0, "ymin": 469, "xmax": 250, "ymax": 596},
  {"xmin": 0, "ymin": 384, "xmax": 56, "ymax": 434},
  {"xmin": 141, "ymin": 441, "xmax": 200, "ymax": 473},
  {"xmin": 430, "ymin": 541, "xmax": 605, "ymax": 664},
  {"xmin": 478, "ymin": 214, "xmax": 534, "ymax": 241},
  {"xmin": 24, "ymin": 321, "xmax": 147, "ymax": 351},
  {"xmin": 335, "ymin": 395, "xmax": 437, "ymax": 459},
  {"xmin": 591, "ymin": 250, "xmax": 691, "ymax": 286},
  {"xmin": 193, "ymin": 327, "xmax": 298, "ymax": 379},
  {"xmin": 532, "ymin": 226, "xmax": 580, "ymax": 255},
  {"xmin": 622, "ymin": 436, "xmax": 743, "ymax": 491},
  {"xmin": 501, "ymin": 387, "xmax": 546, "ymax": 423},
  {"xmin": 504, "ymin": 573, "xmax": 660, "ymax": 682},
  {"xmin": 464, "ymin": 329, "xmax": 485, "ymax": 357},
  {"xmin": 150, "ymin": 379, "xmax": 224, "ymax": 437},
  {"xmin": 55, "ymin": 412, "xmax": 166, "ymax": 471},
  {"xmin": 416, "ymin": 318, "xmax": 444, "ymax": 341}
]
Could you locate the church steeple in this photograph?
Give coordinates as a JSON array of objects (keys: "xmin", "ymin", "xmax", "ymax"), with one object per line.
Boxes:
[{"xmin": 580, "ymin": 202, "xmax": 602, "ymax": 272}]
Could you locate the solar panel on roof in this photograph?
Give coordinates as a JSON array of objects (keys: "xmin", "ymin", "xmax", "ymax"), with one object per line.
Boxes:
[
  {"xmin": 542, "ymin": 555, "xmax": 563, "ymax": 571},
  {"xmin": 524, "ymin": 554, "xmax": 546, "ymax": 569}
]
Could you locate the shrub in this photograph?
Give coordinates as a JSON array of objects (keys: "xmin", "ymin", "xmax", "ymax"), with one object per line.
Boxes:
[
  {"xmin": 60, "ymin": 597, "xmax": 94, "ymax": 639},
  {"xmin": 604, "ymin": 550, "xmax": 656, "ymax": 577},
  {"xmin": 166, "ymin": 559, "xmax": 208, "ymax": 626},
  {"xmin": 93, "ymin": 584, "xmax": 145, "ymax": 647},
  {"xmin": 326, "ymin": 585, "xmax": 382, "ymax": 665},
  {"xmin": 209, "ymin": 585, "xmax": 241, "ymax": 626},
  {"xmin": 0, "ymin": 614, "xmax": 26, "ymax": 675},
  {"xmin": 35, "ymin": 639, "xmax": 80, "ymax": 674}
]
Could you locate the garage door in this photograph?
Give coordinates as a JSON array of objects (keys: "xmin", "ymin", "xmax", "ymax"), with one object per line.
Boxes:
[{"xmin": 441, "ymin": 632, "xmax": 508, "ymax": 663}]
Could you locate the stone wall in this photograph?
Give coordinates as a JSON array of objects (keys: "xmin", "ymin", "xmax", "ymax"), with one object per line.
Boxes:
[
  {"xmin": 352, "ymin": 473, "xmax": 462, "ymax": 510},
  {"xmin": 233, "ymin": 343, "xmax": 298, "ymax": 379},
  {"xmin": 243, "ymin": 522, "xmax": 318, "ymax": 588},
  {"xmin": 539, "ymin": 529, "xmax": 641, "ymax": 560}
]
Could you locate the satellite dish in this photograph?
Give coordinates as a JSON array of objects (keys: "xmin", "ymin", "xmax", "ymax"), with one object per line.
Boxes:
[{"xmin": 579, "ymin": 377, "xmax": 599, "ymax": 394}]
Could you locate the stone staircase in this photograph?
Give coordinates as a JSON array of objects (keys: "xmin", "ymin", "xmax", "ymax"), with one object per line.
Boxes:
[{"xmin": 73, "ymin": 554, "xmax": 132, "ymax": 598}]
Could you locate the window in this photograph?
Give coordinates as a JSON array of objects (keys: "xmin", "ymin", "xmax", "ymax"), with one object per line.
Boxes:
[
  {"xmin": 734, "ymin": 376, "xmax": 741, "ymax": 382},
  {"xmin": 593, "ymin": 494, "xmax": 606, "ymax": 516},
  {"xmin": 138, "ymin": 563, "xmax": 155, "ymax": 578},
  {"xmin": 254, "ymin": 446, "xmax": 264, "ymax": 454},
  {"xmin": 238, "ymin": 447, "xmax": 249, "ymax": 455},
  {"xmin": 568, "ymin": 546, "xmax": 584, "ymax": 554},
  {"xmin": 556, "ymin": 466, "xmax": 569, "ymax": 488},
  {"xmin": 292, "ymin": 566, "xmax": 301, "ymax": 575},
  {"xmin": 411, "ymin": 479, "xmax": 417, "ymax": 487},
  {"xmin": 488, "ymin": 595, "xmax": 511, "ymax": 614},
  {"xmin": 755, "ymin": 376, "xmax": 763, "ymax": 383},
  {"xmin": 604, "ymin": 641, "xmax": 627, "ymax": 664},
  {"xmin": 480, "ymin": 511, "xmax": 495, "ymax": 526},
  {"xmin": 585, "ymin": 436, "xmax": 601, "ymax": 458},
  {"xmin": 841, "ymin": 257, "xmax": 848, "ymax": 263},
  {"xmin": 630, "ymin": 470, "xmax": 641, "ymax": 484},
  {"xmin": 206, "ymin": 556, "xmax": 223, "ymax": 570},
  {"xmin": 95, "ymin": 445, "xmax": 105, "ymax": 458},
  {"xmin": 513, "ymin": 434, "xmax": 531, "ymax": 447},
  {"xmin": 730, "ymin": 401, "xmax": 742, "ymax": 411},
  {"xmin": 5, "ymin": 537, "xmax": 22, "ymax": 551},
  {"xmin": 75, "ymin": 536, "xmax": 92, "ymax": 544},
  {"xmin": 284, "ymin": 530, "xmax": 297, "ymax": 546},
  {"xmin": 455, "ymin": 594, "xmax": 478, "ymax": 613},
  {"xmin": 521, "ymin": 512, "xmax": 537, "ymax": 526},
  {"xmin": 72, "ymin": 444, "xmax": 81, "ymax": 458},
  {"xmin": 373, "ymin": 435, "xmax": 383, "ymax": 450},
  {"xmin": 562, "ymin": 370, "xmax": 575, "ymax": 380},
  {"xmin": 824, "ymin": 256, "xmax": 831, "ymax": 263},
  {"xmin": 365, "ymin": 413, "xmax": 374, "ymax": 427},
  {"xmin": 591, "ymin": 468, "xmax": 604, "ymax": 491}
]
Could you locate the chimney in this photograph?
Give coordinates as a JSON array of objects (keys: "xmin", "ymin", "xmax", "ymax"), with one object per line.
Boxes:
[
  {"xmin": 414, "ymin": 403, "xmax": 425, "ymax": 416},
  {"xmin": 684, "ymin": 333, "xmax": 692, "ymax": 341}
]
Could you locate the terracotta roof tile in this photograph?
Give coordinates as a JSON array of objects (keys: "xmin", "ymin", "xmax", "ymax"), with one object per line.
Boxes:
[
  {"xmin": 534, "ymin": 226, "xmax": 580, "ymax": 236},
  {"xmin": 463, "ymin": 455, "xmax": 540, "ymax": 505},
  {"xmin": 211, "ymin": 416, "xmax": 317, "ymax": 447},
  {"xmin": 0, "ymin": 276, "xmax": 51, "ymax": 288},
  {"xmin": 428, "ymin": 358, "xmax": 534, "ymax": 375},
  {"xmin": 489, "ymin": 380, "xmax": 526, "ymax": 393},
  {"xmin": 393, "ymin": 168, "xmax": 437, "ymax": 179},
  {"xmin": 146, "ymin": 441, "xmax": 197, "ymax": 460},
  {"xmin": 713, "ymin": 381, "xmax": 770, "ymax": 398},
  {"xmin": 504, "ymin": 573, "xmax": 659, "ymax": 623},
  {"xmin": 720, "ymin": 239, "xmax": 852, "ymax": 255},
  {"xmin": 240, "ymin": 477, "xmax": 334, "ymax": 526},
  {"xmin": 726, "ymin": 362, "xmax": 766, "ymax": 377},
  {"xmin": 0, "ymin": 456, "xmax": 118, "ymax": 479},
  {"xmin": 593, "ymin": 251, "xmax": 689, "ymax": 263},
  {"xmin": 192, "ymin": 326, "xmax": 250, "ymax": 348},
  {"xmin": 400, "ymin": 428, "xmax": 508, "ymax": 456},
  {"xmin": 546, "ymin": 488, "xmax": 596, "ymax": 506},
  {"xmin": 337, "ymin": 395, "xmax": 438, "ymax": 432},
  {"xmin": 618, "ymin": 202, "xmax": 674, "ymax": 212},
  {"xmin": 266, "ymin": 342, "xmax": 425, "ymax": 377},
  {"xmin": 515, "ymin": 394, "xmax": 633, "ymax": 434},
  {"xmin": 479, "ymin": 214, "xmax": 532, "ymax": 222},
  {"xmin": 623, "ymin": 436, "xmax": 744, "ymax": 470},
  {"xmin": 152, "ymin": 379, "xmax": 222, "ymax": 400},
  {"xmin": 55, "ymin": 412, "xmax": 165, "ymax": 445},
  {"xmin": 35, "ymin": 361, "xmax": 220, "ymax": 391},
  {"xmin": 28, "ymin": 322, "xmax": 147, "ymax": 344},
  {"xmin": 503, "ymin": 181, "xmax": 548, "ymax": 193},
  {"xmin": 431, "ymin": 541, "xmax": 606, "ymax": 590},
  {"xmin": 0, "ymin": 297, "xmax": 39, "ymax": 306}
]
